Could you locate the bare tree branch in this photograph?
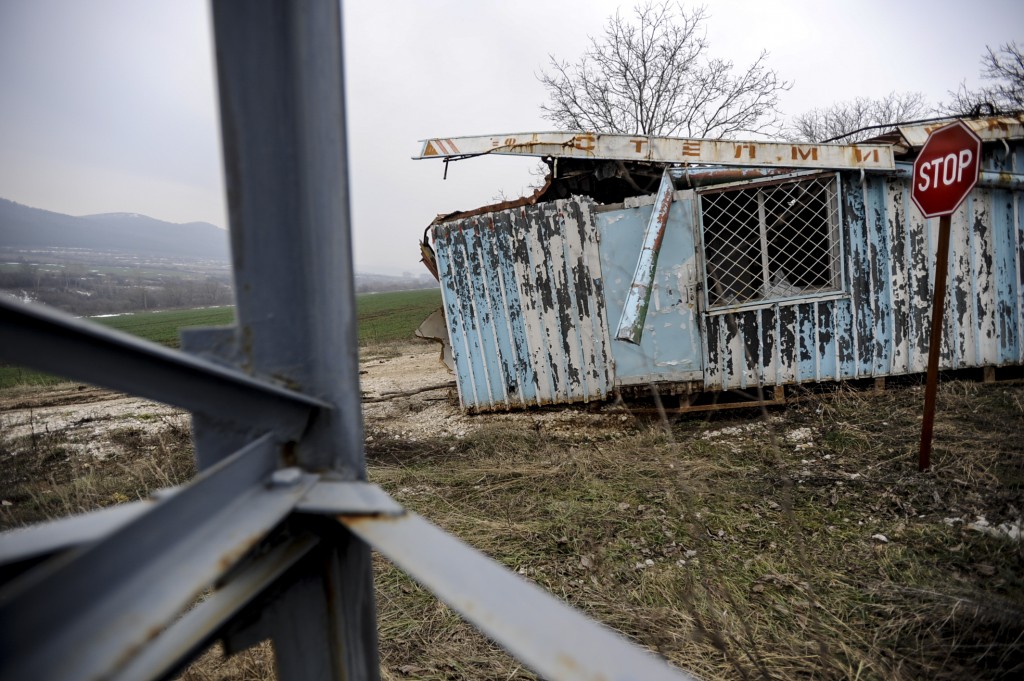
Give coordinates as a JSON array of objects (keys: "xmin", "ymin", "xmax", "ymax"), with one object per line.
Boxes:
[
  {"xmin": 940, "ymin": 41, "xmax": 1024, "ymax": 115},
  {"xmin": 538, "ymin": 1, "xmax": 789, "ymax": 138},
  {"xmin": 787, "ymin": 92, "xmax": 930, "ymax": 143}
]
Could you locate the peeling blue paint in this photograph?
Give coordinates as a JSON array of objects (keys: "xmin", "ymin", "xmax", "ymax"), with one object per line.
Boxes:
[
  {"xmin": 703, "ymin": 153, "xmax": 1024, "ymax": 390},
  {"xmin": 596, "ymin": 194, "xmax": 704, "ymax": 388},
  {"xmin": 432, "ymin": 198, "xmax": 611, "ymax": 412},
  {"xmin": 435, "ymin": 142, "xmax": 1023, "ymax": 408}
]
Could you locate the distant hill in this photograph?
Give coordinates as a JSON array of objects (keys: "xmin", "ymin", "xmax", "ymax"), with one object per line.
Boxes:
[{"xmin": 0, "ymin": 198, "xmax": 229, "ymax": 260}]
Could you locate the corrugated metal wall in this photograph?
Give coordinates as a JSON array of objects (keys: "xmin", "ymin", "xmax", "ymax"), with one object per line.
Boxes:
[
  {"xmin": 703, "ymin": 145, "xmax": 1024, "ymax": 390},
  {"xmin": 432, "ymin": 197, "xmax": 613, "ymax": 412}
]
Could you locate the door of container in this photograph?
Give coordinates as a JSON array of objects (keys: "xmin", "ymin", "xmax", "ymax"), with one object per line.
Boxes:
[{"xmin": 596, "ymin": 191, "xmax": 704, "ymax": 386}]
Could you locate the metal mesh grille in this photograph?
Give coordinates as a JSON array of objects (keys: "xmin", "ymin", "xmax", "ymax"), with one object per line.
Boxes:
[{"xmin": 700, "ymin": 175, "xmax": 841, "ymax": 307}]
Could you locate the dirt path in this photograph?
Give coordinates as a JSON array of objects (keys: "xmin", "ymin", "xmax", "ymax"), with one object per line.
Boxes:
[
  {"xmin": 0, "ymin": 384, "xmax": 185, "ymax": 445},
  {"xmin": 1, "ymin": 339, "xmax": 628, "ymax": 455},
  {"xmin": 1, "ymin": 341, "xmax": 463, "ymax": 450}
]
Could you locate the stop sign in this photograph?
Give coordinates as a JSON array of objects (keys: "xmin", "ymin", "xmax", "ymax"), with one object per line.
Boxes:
[{"xmin": 911, "ymin": 120, "xmax": 982, "ymax": 218}]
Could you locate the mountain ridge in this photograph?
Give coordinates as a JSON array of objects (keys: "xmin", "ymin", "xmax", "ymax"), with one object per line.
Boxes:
[{"xmin": 0, "ymin": 198, "xmax": 230, "ymax": 260}]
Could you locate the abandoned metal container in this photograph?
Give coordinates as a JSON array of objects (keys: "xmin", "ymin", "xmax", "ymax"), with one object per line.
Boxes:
[{"xmin": 420, "ymin": 116, "xmax": 1024, "ymax": 412}]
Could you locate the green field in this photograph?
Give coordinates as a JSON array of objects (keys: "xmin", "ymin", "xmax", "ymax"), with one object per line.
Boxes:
[
  {"xmin": 0, "ymin": 289, "xmax": 442, "ymax": 389},
  {"xmin": 98, "ymin": 306, "xmax": 236, "ymax": 347},
  {"xmin": 356, "ymin": 288, "xmax": 442, "ymax": 346}
]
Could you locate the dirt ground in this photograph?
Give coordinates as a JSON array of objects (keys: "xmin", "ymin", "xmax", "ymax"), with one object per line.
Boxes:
[
  {"xmin": 0, "ymin": 384, "xmax": 184, "ymax": 445},
  {"xmin": 359, "ymin": 341, "xmax": 635, "ymax": 442},
  {"xmin": 3, "ymin": 340, "xmax": 1023, "ymax": 680},
  {"xmin": 0, "ymin": 339, "xmax": 589, "ymax": 454}
]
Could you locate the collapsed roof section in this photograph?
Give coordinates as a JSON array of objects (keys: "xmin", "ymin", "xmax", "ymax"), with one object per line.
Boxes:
[
  {"xmin": 416, "ymin": 115, "xmax": 1024, "ymax": 218},
  {"xmin": 414, "ymin": 114, "xmax": 1024, "ymax": 413}
]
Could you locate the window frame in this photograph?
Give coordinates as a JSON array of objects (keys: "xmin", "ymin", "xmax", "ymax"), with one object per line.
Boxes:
[{"xmin": 695, "ymin": 171, "xmax": 847, "ymax": 315}]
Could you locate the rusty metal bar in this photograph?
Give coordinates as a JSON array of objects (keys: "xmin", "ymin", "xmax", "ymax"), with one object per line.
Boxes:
[
  {"xmin": 107, "ymin": 536, "xmax": 320, "ymax": 681},
  {"xmin": 893, "ymin": 163, "xmax": 1024, "ymax": 190},
  {"xmin": 920, "ymin": 214, "xmax": 952, "ymax": 470},
  {"xmin": 669, "ymin": 165, "xmax": 793, "ymax": 187},
  {"xmin": 614, "ymin": 169, "xmax": 675, "ymax": 344}
]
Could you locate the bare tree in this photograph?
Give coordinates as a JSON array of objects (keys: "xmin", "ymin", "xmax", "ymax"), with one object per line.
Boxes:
[
  {"xmin": 788, "ymin": 91, "xmax": 930, "ymax": 143},
  {"xmin": 538, "ymin": 2, "xmax": 790, "ymax": 138},
  {"xmin": 943, "ymin": 42, "xmax": 1024, "ymax": 115}
]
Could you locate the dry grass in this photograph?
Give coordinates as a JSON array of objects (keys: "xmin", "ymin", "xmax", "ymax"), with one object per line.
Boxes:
[
  {"xmin": 364, "ymin": 379, "xmax": 1024, "ymax": 680},
  {"xmin": 179, "ymin": 642, "xmax": 276, "ymax": 681},
  {"xmin": 0, "ymin": 413, "xmax": 195, "ymax": 528},
  {"xmin": 1, "ymin": 378, "xmax": 1021, "ymax": 680}
]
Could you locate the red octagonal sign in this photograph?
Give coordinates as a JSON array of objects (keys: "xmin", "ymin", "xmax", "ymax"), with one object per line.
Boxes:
[{"xmin": 911, "ymin": 120, "xmax": 982, "ymax": 218}]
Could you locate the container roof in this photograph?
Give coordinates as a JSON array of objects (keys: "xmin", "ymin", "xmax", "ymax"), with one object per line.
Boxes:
[{"xmin": 415, "ymin": 113, "xmax": 1024, "ymax": 171}]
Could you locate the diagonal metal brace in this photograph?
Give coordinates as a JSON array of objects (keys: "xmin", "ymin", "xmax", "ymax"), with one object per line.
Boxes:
[
  {"xmin": 341, "ymin": 510, "xmax": 699, "ymax": 681},
  {"xmin": 0, "ymin": 433, "xmax": 315, "ymax": 681},
  {"xmin": 0, "ymin": 295, "xmax": 327, "ymax": 439},
  {"xmin": 108, "ymin": 535, "xmax": 320, "ymax": 681},
  {"xmin": 0, "ymin": 481, "xmax": 405, "ymax": 576},
  {"xmin": 296, "ymin": 480, "xmax": 405, "ymax": 516}
]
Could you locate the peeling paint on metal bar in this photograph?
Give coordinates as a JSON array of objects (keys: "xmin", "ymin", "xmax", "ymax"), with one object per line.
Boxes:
[
  {"xmin": 615, "ymin": 169, "xmax": 676, "ymax": 344},
  {"xmin": 416, "ymin": 131, "xmax": 894, "ymax": 170},
  {"xmin": 341, "ymin": 512, "xmax": 697, "ymax": 681}
]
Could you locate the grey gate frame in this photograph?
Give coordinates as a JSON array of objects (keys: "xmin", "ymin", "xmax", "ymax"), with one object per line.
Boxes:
[{"xmin": 0, "ymin": 2, "xmax": 695, "ymax": 680}]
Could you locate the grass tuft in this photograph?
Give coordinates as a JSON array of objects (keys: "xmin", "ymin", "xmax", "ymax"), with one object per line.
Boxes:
[{"xmin": 2, "ymin": 338, "xmax": 1021, "ymax": 679}]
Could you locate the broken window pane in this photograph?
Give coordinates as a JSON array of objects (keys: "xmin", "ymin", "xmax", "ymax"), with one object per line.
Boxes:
[{"xmin": 699, "ymin": 175, "xmax": 841, "ymax": 307}]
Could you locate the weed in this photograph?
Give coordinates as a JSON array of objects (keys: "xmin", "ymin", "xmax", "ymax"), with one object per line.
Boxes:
[
  {"xmin": 0, "ymin": 415, "xmax": 195, "ymax": 529},
  {"xmin": 365, "ymin": 380, "xmax": 1024, "ymax": 680},
  {"xmin": 2, "ymin": 338, "xmax": 1021, "ymax": 679}
]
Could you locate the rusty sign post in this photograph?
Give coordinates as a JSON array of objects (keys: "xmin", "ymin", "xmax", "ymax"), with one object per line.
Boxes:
[{"xmin": 912, "ymin": 120, "xmax": 982, "ymax": 471}]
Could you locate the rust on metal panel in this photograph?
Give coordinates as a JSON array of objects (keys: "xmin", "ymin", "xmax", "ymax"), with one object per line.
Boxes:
[
  {"xmin": 422, "ymin": 116, "xmax": 1023, "ymax": 407},
  {"xmin": 419, "ymin": 232, "xmax": 439, "ymax": 281},
  {"xmin": 415, "ymin": 131, "xmax": 895, "ymax": 170},
  {"xmin": 430, "ymin": 176, "xmax": 552, "ymax": 225},
  {"xmin": 431, "ymin": 197, "xmax": 610, "ymax": 412},
  {"xmin": 703, "ymin": 142, "xmax": 1024, "ymax": 391},
  {"xmin": 614, "ymin": 169, "xmax": 676, "ymax": 344},
  {"xmin": 898, "ymin": 113, "xmax": 1024, "ymax": 148}
]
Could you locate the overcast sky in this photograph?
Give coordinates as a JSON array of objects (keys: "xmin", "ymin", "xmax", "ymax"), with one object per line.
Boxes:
[{"xmin": 1, "ymin": 0, "xmax": 1021, "ymax": 274}]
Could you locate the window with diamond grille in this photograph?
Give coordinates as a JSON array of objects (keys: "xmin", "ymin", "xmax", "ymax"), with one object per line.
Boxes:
[{"xmin": 698, "ymin": 174, "xmax": 842, "ymax": 308}]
